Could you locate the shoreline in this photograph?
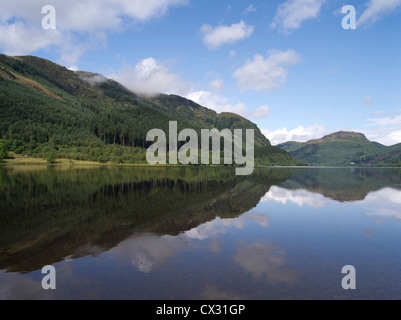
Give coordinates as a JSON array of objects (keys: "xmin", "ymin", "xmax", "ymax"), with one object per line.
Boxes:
[{"xmin": 1, "ymin": 157, "xmax": 400, "ymax": 170}]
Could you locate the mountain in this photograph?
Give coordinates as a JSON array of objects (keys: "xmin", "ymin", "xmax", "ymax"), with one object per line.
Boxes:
[
  {"xmin": 0, "ymin": 54, "xmax": 304, "ymax": 166},
  {"xmin": 278, "ymin": 131, "xmax": 401, "ymax": 167}
]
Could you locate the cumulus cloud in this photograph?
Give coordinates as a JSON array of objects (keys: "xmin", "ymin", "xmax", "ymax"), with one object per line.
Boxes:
[
  {"xmin": 186, "ymin": 90, "xmax": 270, "ymax": 120},
  {"xmin": 358, "ymin": 0, "xmax": 401, "ymax": 27},
  {"xmin": 110, "ymin": 57, "xmax": 191, "ymax": 96},
  {"xmin": 201, "ymin": 21, "xmax": 254, "ymax": 50},
  {"xmin": 0, "ymin": 0, "xmax": 188, "ymax": 67},
  {"xmin": 233, "ymin": 49, "xmax": 301, "ymax": 92},
  {"xmin": 0, "ymin": 21, "xmax": 62, "ymax": 56},
  {"xmin": 262, "ymin": 124, "xmax": 327, "ymax": 145},
  {"xmin": 271, "ymin": 0, "xmax": 325, "ymax": 34}
]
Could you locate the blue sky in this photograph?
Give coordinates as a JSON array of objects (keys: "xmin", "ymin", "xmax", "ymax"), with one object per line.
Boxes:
[{"xmin": 0, "ymin": 0, "xmax": 400, "ymax": 145}]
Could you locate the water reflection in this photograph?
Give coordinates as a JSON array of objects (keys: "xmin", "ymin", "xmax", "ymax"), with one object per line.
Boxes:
[
  {"xmin": 112, "ymin": 211, "xmax": 270, "ymax": 274},
  {"xmin": 261, "ymin": 186, "xmax": 328, "ymax": 208},
  {"xmin": 1, "ymin": 166, "xmax": 401, "ymax": 299},
  {"xmin": 0, "ymin": 166, "xmax": 289, "ymax": 273},
  {"xmin": 233, "ymin": 241, "xmax": 297, "ymax": 284}
]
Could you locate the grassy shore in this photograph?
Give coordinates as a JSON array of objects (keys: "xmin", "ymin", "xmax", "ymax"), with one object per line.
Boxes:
[{"xmin": 1, "ymin": 154, "xmax": 145, "ymax": 166}]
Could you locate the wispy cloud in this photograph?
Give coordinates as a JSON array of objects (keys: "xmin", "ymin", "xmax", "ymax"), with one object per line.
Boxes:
[
  {"xmin": 244, "ymin": 5, "xmax": 257, "ymax": 14},
  {"xmin": 201, "ymin": 21, "xmax": 254, "ymax": 50},
  {"xmin": 270, "ymin": 0, "xmax": 325, "ymax": 34},
  {"xmin": 358, "ymin": 0, "xmax": 401, "ymax": 27}
]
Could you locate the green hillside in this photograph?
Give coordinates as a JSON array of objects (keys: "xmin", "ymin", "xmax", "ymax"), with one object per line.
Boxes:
[
  {"xmin": 0, "ymin": 54, "xmax": 303, "ymax": 166},
  {"xmin": 278, "ymin": 131, "xmax": 401, "ymax": 167}
]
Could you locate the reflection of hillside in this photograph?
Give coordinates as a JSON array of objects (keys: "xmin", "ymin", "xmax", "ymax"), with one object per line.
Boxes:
[
  {"xmin": 0, "ymin": 166, "xmax": 291, "ymax": 273},
  {"xmin": 279, "ymin": 168, "xmax": 401, "ymax": 202}
]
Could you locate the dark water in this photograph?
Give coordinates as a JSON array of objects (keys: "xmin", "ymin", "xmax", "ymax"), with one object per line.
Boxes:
[{"xmin": 1, "ymin": 165, "xmax": 401, "ymax": 300}]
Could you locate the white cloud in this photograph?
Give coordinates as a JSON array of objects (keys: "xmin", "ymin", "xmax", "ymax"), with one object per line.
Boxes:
[
  {"xmin": 358, "ymin": 0, "xmax": 401, "ymax": 27},
  {"xmin": 233, "ymin": 49, "xmax": 301, "ymax": 92},
  {"xmin": 116, "ymin": 0, "xmax": 189, "ymax": 22},
  {"xmin": 186, "ymin": 90, "xmax": 270, "ymax": 120},
  {"xmin": 201, "ymin": 21, "xmax": 254, "ymax": 50},
  {"xmin": 361, "ymin": 128, "xmax": 401, "ymax": 146},
  {"xmin": 0, "ymin": 21, "xmax": 62, "ymax": 56},
  {"xmin": 271, "ymin": 0, "xmax": 325, "ymax": 34},
  {"xmin": 262, "ymin": 124, "xmax": 328, "ymax": 145},
  {"xmin": 110, "ymin": 57, "xmax": 191, "ymax": 96},
  {"xmin": 0, "ymin": 0, "xmax": 188, "ymax": 67},
  {"xmin": 187, "ymin": 90, "xmax": 248, "ymax": 116}
]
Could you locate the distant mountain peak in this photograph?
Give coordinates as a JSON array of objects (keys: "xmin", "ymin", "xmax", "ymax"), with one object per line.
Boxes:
[
  {"xmin": 278, "ymin": 130, "xmax": 401, "ymax": 167},
  {"xmin": 322, "ymin": 131, "xmax": 368, "ymax": 141}
]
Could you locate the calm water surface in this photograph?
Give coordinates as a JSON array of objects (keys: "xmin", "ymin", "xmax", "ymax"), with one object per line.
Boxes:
[{"xmin": 1, "ymin": 166, "xmax": 401, "ymax": 300}]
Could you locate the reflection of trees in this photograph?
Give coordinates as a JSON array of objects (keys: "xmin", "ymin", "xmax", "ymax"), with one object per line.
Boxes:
[
  {"xmin": 280, "ymin": 168, "xmax": 401, "ymax": 202},
  {"xmin": 0, "ymin": 166, "xmax": 291, "ymax": 273}
]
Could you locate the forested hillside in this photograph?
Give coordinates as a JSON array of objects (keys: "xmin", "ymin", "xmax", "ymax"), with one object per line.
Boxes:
[
  {"xmin": 0, "ymin": 54, "xmax": 304, "ymax": 166},
  {"xmin": 278, "ymin": 131, "xmax": 401, "ymax": 167}
]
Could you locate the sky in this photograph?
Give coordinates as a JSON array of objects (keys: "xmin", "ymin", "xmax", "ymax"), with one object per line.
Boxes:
[{"xmin": 0, "ymin": 0, "xmax": 400, "ymax": 146}]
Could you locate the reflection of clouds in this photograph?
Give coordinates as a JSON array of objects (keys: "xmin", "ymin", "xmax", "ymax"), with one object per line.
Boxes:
[
  {"xmin": 0, "ymin": 273, "xmax": 53, "ymax": 300},
  {"xmin": 261, "ymin": 186, "xmax": 327, "ymax": 208},
  {"xmin": 367, "ymin": 208, "xmax": 401, "ymax": 221},
  {"xmin": 113, "ymin": 212, "xmax": 269, "ymax": 273},
  {"xmin": 184, "ymin": 212, "xmax": 268, "ymax": 240},
  {"xmin": 365, "ymin": 188, "xmax": 401, "ymax": 206},
  {"xmin": 114, "ymin": 234, "xmax": 189, "ymax": 273},
  {"xmin": 364, "ymin": 188, "xmax": 401, "ymax": 222},
  {"xmin": 233, "ymin": 242, "xmax": 297, "ymax": 285},
  {"xmin": 200, "ymin": 283, "xmax": 242, "ymax": 300},
  {"xmin": 207, "ymin": 238, "xmax": 223, "ymax": 253}
]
